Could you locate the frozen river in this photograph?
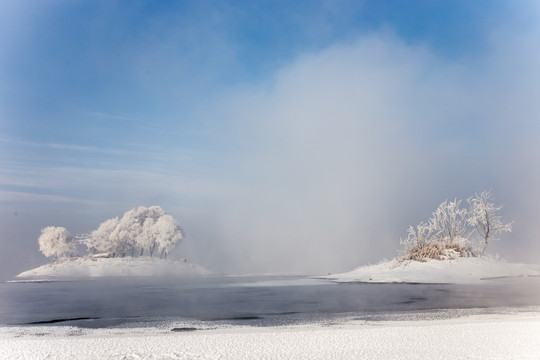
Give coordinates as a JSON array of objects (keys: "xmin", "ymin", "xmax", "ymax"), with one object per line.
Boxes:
[{"xmin": 2, "ymin": 275, "xmax": 540, "ymax": 328}]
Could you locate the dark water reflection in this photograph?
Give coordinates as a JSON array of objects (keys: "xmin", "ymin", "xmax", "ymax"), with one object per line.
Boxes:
[{"xmin": 1, "ymin": 276, "xmax": 539, "ymax": 327}]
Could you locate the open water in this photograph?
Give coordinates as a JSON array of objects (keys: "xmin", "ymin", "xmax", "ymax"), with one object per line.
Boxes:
[{"xmin": 1, "ymin": 276, "xmax": 539, "ymax": 328}]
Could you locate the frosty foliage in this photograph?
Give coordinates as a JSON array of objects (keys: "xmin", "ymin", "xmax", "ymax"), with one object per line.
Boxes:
[
  {"xmin": 87, "ymin": 206, "xmax": 183, "ymax": 258},
  {"xmin": 400, "ymin": 191, "xmax": 511, "ymax": 262},
  {"xmin": 38, "ymin": 226, "xmax": 76, "ymax": 259},
  {"xmin": 430, "ymin": 199, "xmax": 469, "ymax": 244},
  {"xmin": 87, "ymin": 217, "xmax": 120, "ymax": 255},
  {"xmin": 37, "ymin": 206, "xmax": 183, "ymax": 260},
  {"xmin": 154, "ymin": 214, "xmax": 184, "ymax": 258}
]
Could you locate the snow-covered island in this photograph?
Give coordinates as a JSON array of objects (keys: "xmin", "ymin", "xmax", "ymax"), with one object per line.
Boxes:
[
  {"xmin": 15, "ymin": 256, "xmax": 211, "ymax": 279},
  {"xmin": 16, "ymin": 206, "xmax": 211, "ymax": 279},
  {"xmin": 323, "ymin": 192, "xmax": 540, "ymax": 284},
  {"xmin": 323, "ymin": 257, "xmax": 540, "ymax": 284}
]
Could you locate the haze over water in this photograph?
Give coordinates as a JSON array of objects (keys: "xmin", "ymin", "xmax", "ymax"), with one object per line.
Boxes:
[{"xmin": 2, "ymin": 276, "xmax": 540, "ymax": 328}]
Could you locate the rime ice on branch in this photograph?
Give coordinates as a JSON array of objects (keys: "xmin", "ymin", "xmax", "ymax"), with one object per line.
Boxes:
[
  {"xmin": 400, "ymin": 191, "xmax": 512, "ymax": 261},
  {"xmin": 467, "ymin": 190, "xmax": 512, "ymax": 255},
  {"xmin": 38, "ymin": 206, "xmax": 183, "ymax": 259}
]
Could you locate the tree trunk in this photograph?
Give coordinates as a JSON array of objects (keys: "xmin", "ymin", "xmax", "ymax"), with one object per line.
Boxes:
[{"xmin": 481, "ymin": 238, "xmax": 488, "ymax": 255}]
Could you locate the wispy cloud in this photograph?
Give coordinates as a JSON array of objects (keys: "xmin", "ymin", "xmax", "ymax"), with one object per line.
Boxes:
[
  {"xmin": 80, "ymin": 110, "xmax": 146, "ymax": 123},
  {"xmin": 75, "ymin": 109, "xmax": 163, "ymax": 132},
  {"xmin": 0, "ymin": 135, "xmax": 129, "ymax": 155},
  {"xmin": 0, "ymin": 189, "xmax": 102, "ymax": 204}
]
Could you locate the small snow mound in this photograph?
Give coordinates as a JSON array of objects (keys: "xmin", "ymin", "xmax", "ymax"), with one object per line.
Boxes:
[
  {"xmin": 323, "ymin": 257, "xmax": 540, "ymax": 284},
  {"xmin": 15, "ymin": 256, "xmax": 212, "ymax": 279}
]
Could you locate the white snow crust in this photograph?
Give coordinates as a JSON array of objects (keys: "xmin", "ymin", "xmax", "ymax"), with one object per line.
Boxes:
[
  {"xmin": 324, "ymin": 257, "xmax": 540, "ymax": 284},
  {"xmin": 15, "ymin": 257, "xmax": 211, "ymax": 278},
  {"xmin": 1, "ymin": 311, "xmax": 539, "ymax": 359}
]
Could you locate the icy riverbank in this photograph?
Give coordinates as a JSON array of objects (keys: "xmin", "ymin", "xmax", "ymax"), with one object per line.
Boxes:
[
  {"xmin": 323, "ymin": 257, "xmax": 540, "ymax": 284},
  {"xmin": 15, "ymin": 257, "xmax": 211, "ymax": 279},
  {"xmin": 1, "ymin": 310, "xmax": 539, "ymax": 359}
]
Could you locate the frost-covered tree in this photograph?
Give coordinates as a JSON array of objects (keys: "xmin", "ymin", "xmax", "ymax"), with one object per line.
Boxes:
[
  {"xmin": 137, "ymin": 206, "xmax": 166, "ymax": 256},
  {"xmin": 87, "ymin": 217, "xmax": 119, "ymax": 255},
  {"xmin": 142, "ymin": 217, "xmax": 160, "ymax": 256},
  {"xmin": 109, "ymin": 206, "xmax": 166, "ymax": 257},
  {"xmin": 85, "ymin": 206, "xmax": 182, "ymax": 258},
  {"xmin": 467, "ymin": 190, "xmax": 512, "ymax": 255},
  {"xmin": 110, "ymin": 221, "xmax": 136, "ymax": 257},
  {"xmin": 38, "ymin": 226, "xmax": 76, "ymax": 259},
  {"xmin": 154, "ymin": 215, "xmax": 183, "ymax": 259},
  {"xmin": 430, "ymin": 199, "xmax": 469, "ymax": 244},
  {"xmin": 401, "ymin": 191, "xmax": 512, "ymax": 261},
  {"xmin": 401, "ymin": 199, "xmax": 473, "ymax": 261}
]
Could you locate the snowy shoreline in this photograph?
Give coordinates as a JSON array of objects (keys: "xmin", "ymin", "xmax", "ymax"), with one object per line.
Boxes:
[
  {"xmin": 15, "ymin": 256, "xmax": 540, "ymax": 284},
  {"xmin": 1, "ymin": 309, "xmax": 539, "ymax": 359},
  {"xmin": 5, "ymin": 257, "xmax": 540, "ymax": 359},
  {"xmin": 15, "ymin": 257, "xmax": 211, "ymax": 279},
  {"xmin": 321, "ymin": 257, "xmax": 540, "ymax": 284}
]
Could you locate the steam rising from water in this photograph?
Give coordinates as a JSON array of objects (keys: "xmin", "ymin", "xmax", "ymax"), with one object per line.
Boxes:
[
  {"xmin": 2, "ymin": 6, "xmax": 540, "ymax": 278},
  {"xmin": 192, "ymin": 30, "xmax": 540, "ymax": 274}
]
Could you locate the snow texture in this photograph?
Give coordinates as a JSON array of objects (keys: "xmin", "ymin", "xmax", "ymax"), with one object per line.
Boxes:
[
  {"xmin": 1, "ymin": 311, "xmax": 539, "ymax": 359},
  {"xmin": 324, "ymin": 257, "xmax": 540, "ymax": 284},
  {"xmin": 15, "ymin": 257, "xmax": 211, "ymax": 278}
]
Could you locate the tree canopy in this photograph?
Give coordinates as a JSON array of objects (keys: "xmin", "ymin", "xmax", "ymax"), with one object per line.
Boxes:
[
  {"xmin": 37, "ymin": 206, "xmax": 183, "ymax": 259},
  {"xmin": 38, "ymin": 226, "xmax": 76, "ymax": 259}
]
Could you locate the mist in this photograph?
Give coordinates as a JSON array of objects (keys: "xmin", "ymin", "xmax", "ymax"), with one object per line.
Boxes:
[
  {"xmin": 188, "ymin": 29, "xmax": 540, "ymax": 274},
  {"xmin": 1, "ymin": 2, "xmax": 540, "ymax": 280}
]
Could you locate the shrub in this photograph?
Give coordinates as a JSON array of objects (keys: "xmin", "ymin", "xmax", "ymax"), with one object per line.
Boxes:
[{"xmin": 399, "ymin": 191, "xmax": 510, "ymax": 262}]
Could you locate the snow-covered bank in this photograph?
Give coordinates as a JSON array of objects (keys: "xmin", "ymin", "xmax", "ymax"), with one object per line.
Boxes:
[
  {"xmin": 323, "ymin": 257, "xmax": 540, "ymax": 284},
  {"xmin": 15, "ymin": 257, "xmax": 211, "ymax": 279},
  {"xmin": 1, "ymin": 310, "xmax": 539, "ymax": 359}
]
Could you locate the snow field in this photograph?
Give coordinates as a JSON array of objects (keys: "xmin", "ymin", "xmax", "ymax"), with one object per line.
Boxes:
[{"xmin": 1, "ymin": 312, "xmax": 540, "ymax": 359}]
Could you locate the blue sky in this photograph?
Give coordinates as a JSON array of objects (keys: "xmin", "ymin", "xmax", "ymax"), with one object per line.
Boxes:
[{"xmin": 1, "ymin": 1, "xmax": 540, "ymax": 279}]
